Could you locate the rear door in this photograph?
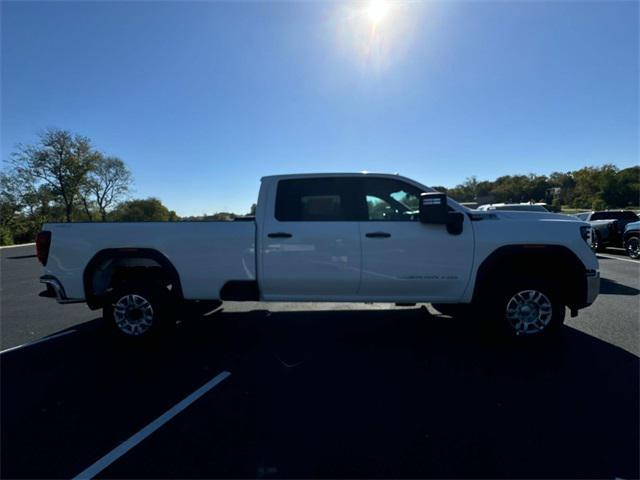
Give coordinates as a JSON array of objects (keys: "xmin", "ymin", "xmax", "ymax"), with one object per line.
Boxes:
[
  {"xmin": 260, "ymin": 177, "xmax": 362, "ymax": 300},
  {"xmin": 357, "ymin": 177, "xmax": 474, "ymax": 301}
]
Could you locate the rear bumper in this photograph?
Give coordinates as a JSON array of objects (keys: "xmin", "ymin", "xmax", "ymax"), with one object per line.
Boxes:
[
  {"xmin": 585, "ymin": 269, "xmax": 600, "ymax": 305},
  {"xmin": 40, "ymin": 275, "xmax": 83, "ymax": 304}
]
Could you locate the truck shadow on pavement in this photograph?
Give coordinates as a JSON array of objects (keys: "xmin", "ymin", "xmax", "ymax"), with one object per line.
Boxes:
[
  {"xmin": 2, "ymin": 308, "xmax": 638, "ymax": 479},
  {"xmin": 600, "ymin": 277, "xmax": 640, "ymax": 295}
]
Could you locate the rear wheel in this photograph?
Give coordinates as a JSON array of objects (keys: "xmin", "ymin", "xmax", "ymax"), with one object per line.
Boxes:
[
  {"xmin": 625, "ymin": 235, "xmax": 640, "ymax": 259},
  {"xmin": 104, "ymin": 282, "xmax": 172, "ymax": 339}
]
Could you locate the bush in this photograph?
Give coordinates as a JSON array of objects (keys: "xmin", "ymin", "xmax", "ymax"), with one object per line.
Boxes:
[
  {"xmin": 592, "ymin": 198, "xmax": 607, "ymax": 211},
  {"xmin": 0, "ymin": 226, "xmax": 13, "ymax": 246}
]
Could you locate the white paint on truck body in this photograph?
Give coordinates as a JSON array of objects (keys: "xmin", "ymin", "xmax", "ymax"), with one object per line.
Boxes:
[
  {"xmin": 42, "ymin": 172, "xmax": 599, "ymax": 306},
  {"xmin": 44, "ymin": 221, "xmax": 255, "ymax": 299}
]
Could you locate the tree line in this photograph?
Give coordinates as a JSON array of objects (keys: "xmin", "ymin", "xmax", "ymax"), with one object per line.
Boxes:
[
  {"xmin": 2, "ymin": 128, "xmax": 638, "ymax": 246},
  {"xmin": 434, "ymin": 164, "xmax": 639, "ymax": 211},
  {"xmin": 1, "ymin": 128, "xmax": 178, "ymax": 245}
]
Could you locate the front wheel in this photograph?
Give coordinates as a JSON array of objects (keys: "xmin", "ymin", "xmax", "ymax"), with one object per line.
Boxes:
[
  {"xmin": 490, "ymin": 281, "xmax": 565, "ymax": 338},
  {"xmin": 624, "ymin": 235, "xmax": 640, "ymax": 259}
]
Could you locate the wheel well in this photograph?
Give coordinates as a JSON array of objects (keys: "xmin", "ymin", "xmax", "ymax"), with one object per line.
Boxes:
[
  {"xmin": 473, "ymin": 245, "xmax": 588, "ymax": 309},
  {"xmin": 83, "ymin": 249, "xmax": 183, "ymax": 309}
]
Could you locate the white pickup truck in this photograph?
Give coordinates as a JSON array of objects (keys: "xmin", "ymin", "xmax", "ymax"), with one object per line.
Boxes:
[{"xmin": 37, "ymin": 173, "xmax": 599, "ymax": 339}]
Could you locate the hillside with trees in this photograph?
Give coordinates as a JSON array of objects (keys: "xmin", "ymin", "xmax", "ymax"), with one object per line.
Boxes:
[{"xmin": 441, "ymin": 165, "xmax": 639, "ymax": 211}]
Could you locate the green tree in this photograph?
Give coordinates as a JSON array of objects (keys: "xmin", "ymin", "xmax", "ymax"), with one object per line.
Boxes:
[
  {"xmin": 548, "ymin": 171, "xmax": 576, "ymax": 205},
  {"xmin": 81, "ymin": 155, "xmax": 133, "ymax": 221},
  {"xmin": 616, "ymin": 166, "xmax": 639, "ymax": 207},
  {"xmin": 111, "ymin": 197, "xmax": 176, "ymax": 221},
  {"xmin": 592, "ymin": 197, "xmax": 607, "ymax": 211},
  {"xmin": 10, "ymin": 129, "xmax": 99, "ymax": 221},
  {"xmin": 0, "ymin": 172, "xmax": 22, "ymax": 245}
]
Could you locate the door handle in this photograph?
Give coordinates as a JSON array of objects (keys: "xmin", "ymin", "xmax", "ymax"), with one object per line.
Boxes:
[
  {"xmin": 365, "ymin": 232, "xmax": 391, "ymax": 238},
  {"xmin": 268, "ymin": 232, "xmax": 293, "ymax": 238}
]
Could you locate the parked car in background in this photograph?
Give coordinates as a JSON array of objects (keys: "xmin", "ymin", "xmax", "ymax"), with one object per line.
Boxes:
[
  {"xmin": 574, "ymin": 210, "xmax": 639, "ymax": 251},
  {"xmin": 476, "ymin": 203, "xmax": 549, "ymax": 212},
  {"xmin": 623, "ymin": 221, "xmax": 640, "ymax": 259},
  {"xmin": 37, "ymin": 172, "xmax": 599, "ymax": 340}
]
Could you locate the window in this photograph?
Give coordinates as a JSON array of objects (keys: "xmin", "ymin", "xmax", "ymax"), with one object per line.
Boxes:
[
  {"xmin": 591, "ymin": 211, "xmax": 639, "ymax": 221},
  {"xmin": 275, "ymin": 178, "xmax": 359, "ymax": 221},
  {"xmin": 362, "ymin": 178, "xmax": 422, "ymax": 221}
]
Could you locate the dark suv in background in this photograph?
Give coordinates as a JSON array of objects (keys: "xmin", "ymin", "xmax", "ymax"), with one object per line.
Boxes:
[{"xmin": 575, "ymin": 210, "xmax": 639, "ymax": 251}]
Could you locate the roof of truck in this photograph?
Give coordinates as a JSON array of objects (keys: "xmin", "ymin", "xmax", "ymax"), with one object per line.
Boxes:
[{"xmin": 261, "ymin": 172, "xmax": 406, "ymax": 181}]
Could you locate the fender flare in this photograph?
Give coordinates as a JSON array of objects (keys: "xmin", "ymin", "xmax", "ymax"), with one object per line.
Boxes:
[
  {"xmin": 83, "ymin": 248, "xmax": 184, "ymax": 309},
  {"xmin": 472, "ymin": 244, "xmax": 587, "ymax": 307}
]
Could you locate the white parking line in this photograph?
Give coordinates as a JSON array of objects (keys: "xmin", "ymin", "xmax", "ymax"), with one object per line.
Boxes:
[
  {"xmin": 598, "ymin": 254, "xmax": 640, "ymax": 264},
  {"xmin": 73, "ymin": 370, "xmax": 232, "ymax": 480},
  {"xmin": 0, "ymin": 242, "xmax": 35, "ymax": 249},
  {"xmin": 0, "ymin": 329, "xmax": 77, "ymax": 355}
]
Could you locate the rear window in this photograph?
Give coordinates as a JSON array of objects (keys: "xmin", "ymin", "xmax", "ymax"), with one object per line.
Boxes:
[
  {"xmin": 275, "ymin": 178, "xmax": 359, "ymax": 221},
  {"xmin": 591, "ymin": 211, "xmax": 639, "ymax": 221}
]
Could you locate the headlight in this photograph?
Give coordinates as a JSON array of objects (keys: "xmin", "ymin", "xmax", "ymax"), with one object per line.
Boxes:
[{"xmin": 580, "ymin": 225, "xmax": 594, "ymax": 247}]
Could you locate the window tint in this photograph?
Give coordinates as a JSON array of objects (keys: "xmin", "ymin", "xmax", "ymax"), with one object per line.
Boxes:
[
  {"xmin": 366, "ymin": 195, "xmax": 394, "ymax": 220},
  {"xmin": 590, "ymin": 211, "xmax": 638, "ymax": 221},
  {"xmin": 275, "ymin": 178, "xmax": 359, "ymax": 221},
  {"xmin": 591, "ymin": 212, "xmax": 608, "ymax": 220},
  {"xmin": 362, "ymin": 178, "xmax": 422, "ymax": 221}
]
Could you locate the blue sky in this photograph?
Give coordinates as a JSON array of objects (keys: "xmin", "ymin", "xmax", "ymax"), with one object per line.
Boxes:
[{"xmin": 2, "ymin": 1, "xmax": 638, "ymax": 216}]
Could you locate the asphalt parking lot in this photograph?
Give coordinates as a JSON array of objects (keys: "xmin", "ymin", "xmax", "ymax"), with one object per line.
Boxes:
[{"xmin": 1, "ymin": 244, "xmax": 638, "ymax": 478}]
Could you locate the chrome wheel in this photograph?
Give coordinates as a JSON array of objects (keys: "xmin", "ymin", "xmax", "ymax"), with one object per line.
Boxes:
[
  {"xmin": 113, "ymin": 294, "xmax": 154, "ymax": 336},
  {"xmin": 505, "ymin": 289, "xmax": 553, "ymax": 335},
  {"xmin": 626, "ymin": 237, "xmax": 640, "ymax": 259}
]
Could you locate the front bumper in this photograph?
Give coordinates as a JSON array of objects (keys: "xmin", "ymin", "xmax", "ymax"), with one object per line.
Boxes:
[
  {"xmin": 40, "ymin": 275, "xmax": 83, "ymax": 304},
  {"xmin": 585, "ymin": 269, "xmax": 600, "ymax": 305}
]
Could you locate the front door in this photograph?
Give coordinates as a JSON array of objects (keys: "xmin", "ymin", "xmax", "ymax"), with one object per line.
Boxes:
[{"xmin": 357, "ymin": 177, "xmax": 474, "ymax": 302}]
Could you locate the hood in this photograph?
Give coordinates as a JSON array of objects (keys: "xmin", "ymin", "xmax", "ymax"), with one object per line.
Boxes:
[
  {"xmin": 625, "ymin": 221, "xmax": 640, "ymax": 232},
  {"xmin": 472, "ymin": 210, "xmax": 584, "ymax": 224}
]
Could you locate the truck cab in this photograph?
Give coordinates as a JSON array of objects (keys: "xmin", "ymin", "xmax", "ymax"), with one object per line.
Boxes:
[{"xmin": 256, "ymin": 173, "xmax": 474, "ymax": 303}]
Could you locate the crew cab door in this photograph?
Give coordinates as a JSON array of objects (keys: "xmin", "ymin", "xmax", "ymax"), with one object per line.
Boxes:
[
  {"xmin": 357, "ymin": 177, "xmax": 474, "ymax": 301},
  {"xmin": 260, "ymin": 177, "xmax": 362, "ymax": 300}
]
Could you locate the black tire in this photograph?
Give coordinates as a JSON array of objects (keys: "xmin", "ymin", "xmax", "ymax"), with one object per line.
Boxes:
[
  {"xmin": 487, "ymin": 279, "xmax": 565, "ymax": 338},
  {"xmin": 624, "ymin": 235, "xmax": 640, "ymax": 260},
  {"xmin": 103, "ymin": 281, "xmax": 173, "ymax": 339}
]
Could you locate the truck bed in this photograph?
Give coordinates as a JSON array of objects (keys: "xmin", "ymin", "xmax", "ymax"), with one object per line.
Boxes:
[{"xmin": 43, "ymin": 221, "xmax": 256, "ymax": 300}]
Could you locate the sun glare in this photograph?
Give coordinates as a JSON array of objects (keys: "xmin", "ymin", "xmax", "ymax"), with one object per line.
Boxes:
[
  {"xmin": 333, "ymin": 0, "xmax": 419, "ymax": 72},
  {"xmin": 366, "ymin": 0, "xmax": 391, "ymax": 25}
]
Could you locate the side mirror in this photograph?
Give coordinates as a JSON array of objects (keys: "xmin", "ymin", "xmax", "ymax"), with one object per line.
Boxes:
[
  {"xmin": 419, "ymin": 192, "xmax": 448, "ymax": 224},
  {"xmin": 419, "ymin": 192, "xmax": 465, "ymax": 235}
]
